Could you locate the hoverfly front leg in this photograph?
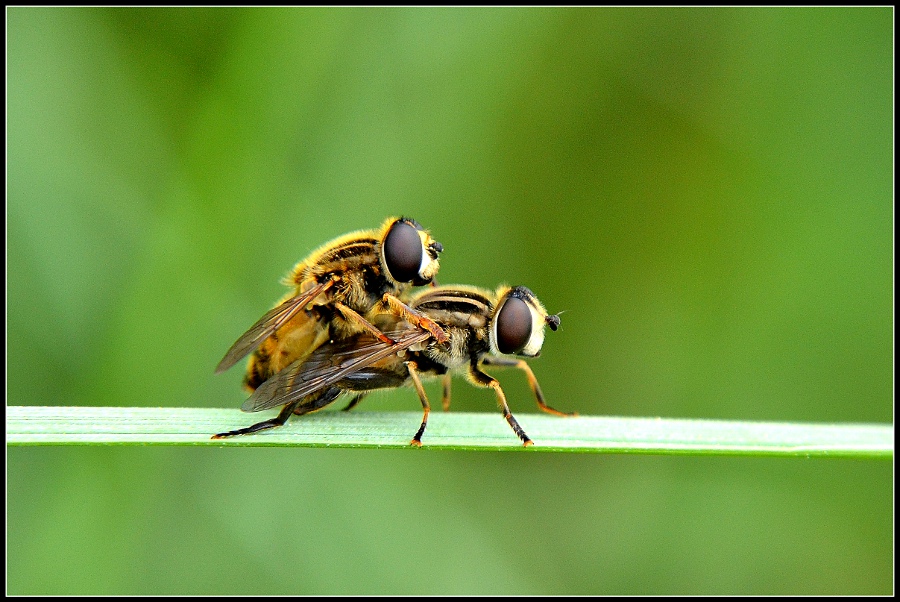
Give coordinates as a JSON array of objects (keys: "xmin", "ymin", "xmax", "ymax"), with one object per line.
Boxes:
[
  {"xmin": 334, "ymin": 302, "xmax": 396, "ymax": 345},
  {"xmin": 480, "ymin": 356, "xmax": 576, "ymax": 417},
  {"xmin": 382, "ymin": 294, "xmax": 449, "ymax": 344},
  {"xmin": 468, "ymin": 363, "xmax": 533, "ymax": 447}
]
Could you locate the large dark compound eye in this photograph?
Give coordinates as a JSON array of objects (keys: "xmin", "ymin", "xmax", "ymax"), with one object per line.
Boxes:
[
  {"xmin": 383, "ymin": 220, "xmax": 425, "ymax": 283},
  {"xmin": 496, "ymin": 296, "xmax": 533, "ymax": 355}
]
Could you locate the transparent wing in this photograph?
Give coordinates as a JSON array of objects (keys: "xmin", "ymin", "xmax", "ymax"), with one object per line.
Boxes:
[
  {"xmin": 241, "ymin": 327, "xmax": 432, "ymax": 413},
  {"xmin": 214, "ymin": 279, "xmax": 334, "ymax": 374}
]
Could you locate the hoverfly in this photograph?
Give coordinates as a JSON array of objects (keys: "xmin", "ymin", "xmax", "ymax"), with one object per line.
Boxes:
[
  {"xmin": 214, "ymin": 285, "xmax": 572, "ymax": 446},
  {"xmin": 215, "ymin": 217, "xmax": 447, "ymax": 393}
]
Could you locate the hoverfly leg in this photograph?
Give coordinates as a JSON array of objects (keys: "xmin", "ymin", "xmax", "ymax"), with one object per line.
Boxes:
[
  {"xmin": 211, "ymin": 401, "xmax": 299, "ymax": 439},
  {"xmin": 382, "ymin": 293, "xmax": 449, "ymax": 344},
  {"xmin": 481, "ymin": 356, "xmax": 576, "ymax": 417},
  {"xmin": 341, "ymin": 394, "xmax": 367, "ymax": 412},
  {"xmin": 334, "ymin": 302, "xmax": 396, "ymax": 345},
  {"xmin": 406, "ymin": 362, "xmax": 431, "ymax": 447},
  {"xmin": 469, "ymin": 363, "xmax": 533, "ymax": 446},
  {"xmin": 441, "ymin": 373, "xmax": 452, "ymax": 412},
  {"xmin": 291, "ymin": 387, "xmax": 343, "ymax": 415}
]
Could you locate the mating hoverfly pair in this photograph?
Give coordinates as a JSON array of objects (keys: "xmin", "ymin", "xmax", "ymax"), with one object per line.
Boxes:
[{"xmin": 213, "ymin": 217, "xmax": 573, "ymax": 446}]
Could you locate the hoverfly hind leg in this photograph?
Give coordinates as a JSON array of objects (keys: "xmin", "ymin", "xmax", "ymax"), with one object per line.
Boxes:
[
  {"xmin": 291, "ymin": 387, "xmax": 343, "ymax": 416},
  {"xmin": 341, "ymin": 393, "xmax": 367, "ymax": 412},
  {"xmin": 211, "ymin": 402, "xmax": 298, "ymax": 439},
  {"xmin": 406, "ymin": 362, "xmax": 431, "ymax": 447}
]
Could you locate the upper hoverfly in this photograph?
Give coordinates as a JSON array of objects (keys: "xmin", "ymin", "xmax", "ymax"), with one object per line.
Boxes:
[
  {"xmin": 214, "ymin": 217, "xmax": 447, "ymax": 396},
  {"xmin": 223, "ymin": 285, "xmax": 574, "ymax": 446}
]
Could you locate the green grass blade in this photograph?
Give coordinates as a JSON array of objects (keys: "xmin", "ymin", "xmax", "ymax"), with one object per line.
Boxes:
[{"xmin": 6, "ymin": 406, "xmax": 893, "ymax": 457}]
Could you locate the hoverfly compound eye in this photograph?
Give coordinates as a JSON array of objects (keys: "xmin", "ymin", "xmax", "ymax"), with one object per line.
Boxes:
[
  {"xmin": 495, "ymin": 296, "xmax": 533, "ymax": 355},
  {"xmin": 383, "ymin": 220, "xmax": 426, "ymax": 283}
]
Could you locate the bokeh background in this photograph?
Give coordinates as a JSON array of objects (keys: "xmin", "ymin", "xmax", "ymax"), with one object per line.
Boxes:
[{"xmin": 7, "ymin": 7, "xmax": 893, "ymax": 595}]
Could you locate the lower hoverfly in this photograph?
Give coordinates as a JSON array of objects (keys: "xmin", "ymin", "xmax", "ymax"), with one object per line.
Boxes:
[
  {"xmin": 213, "ymin": 285, "xmax": 573, "ymax": 446},
  {"xmin": 214, "ymin": 217, "xmax": 447, "ymax": 392}
]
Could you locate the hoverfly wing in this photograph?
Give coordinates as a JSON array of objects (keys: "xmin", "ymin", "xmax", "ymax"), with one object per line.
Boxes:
[
  {"xmin": 215, "ymin": 279, "xmax": 334, "ymax": 374},
  {"xmin": 240, "ymin": 328, "xmax": 432, "ymax": 413}
]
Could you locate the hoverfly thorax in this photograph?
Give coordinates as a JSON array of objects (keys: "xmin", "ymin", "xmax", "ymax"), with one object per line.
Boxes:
[
  {"xmin": 379, "ymin": 217, "xmax": 442, "ymax": 287},
  {"xmin": 490, "ymin": 286, "xmax": 558, "ymax": 358}
]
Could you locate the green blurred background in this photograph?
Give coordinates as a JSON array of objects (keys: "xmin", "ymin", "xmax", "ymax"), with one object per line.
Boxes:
[{"xmin": 7, "ymin": 7, "xmax": 892, "ymax": 594}]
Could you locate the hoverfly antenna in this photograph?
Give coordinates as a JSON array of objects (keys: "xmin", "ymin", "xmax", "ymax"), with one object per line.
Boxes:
[{"xmin": 546, "ymin": 314, "xmax": 561, "ymax": 331}]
